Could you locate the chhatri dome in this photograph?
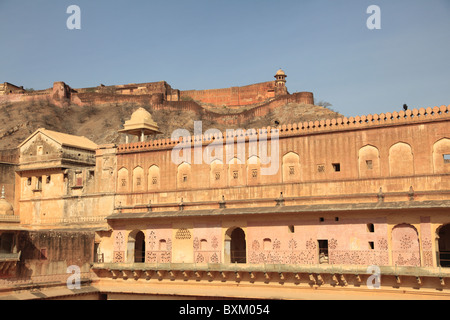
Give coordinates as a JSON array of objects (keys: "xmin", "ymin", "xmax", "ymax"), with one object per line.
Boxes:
[
  {"xmin": 118, "ymin": 107, "xmax": 161, "ymax": 143},
  {"xmin": 0, "ymin": 186, "xmax": 13, "ymax": 216},
  {"xmin": 274, "ymin": 69, "xmax": 287, "ymax": 89}
]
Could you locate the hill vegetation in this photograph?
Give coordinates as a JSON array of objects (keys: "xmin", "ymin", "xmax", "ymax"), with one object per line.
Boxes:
[{"xmin": 0, "ymin": 99, "xmax": 342, "ymax": 149}]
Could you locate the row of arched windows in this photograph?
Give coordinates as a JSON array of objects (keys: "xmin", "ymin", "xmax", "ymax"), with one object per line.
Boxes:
[
  {"xmin": 116, "ymin": 138, "xmax": 450, "ymax": 191},
  {"xmin": 117, "ymin": 223, "xmax": 450, "ymax": 267}
]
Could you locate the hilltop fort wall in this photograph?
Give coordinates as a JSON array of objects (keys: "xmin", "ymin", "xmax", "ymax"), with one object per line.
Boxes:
[
  {"xmin": 181, "ymin": 81, "xmax": 279, "ymax": 107},
  {"xmin": 0, "ymin": 70, "xmax": 313, "ymax": 113}
]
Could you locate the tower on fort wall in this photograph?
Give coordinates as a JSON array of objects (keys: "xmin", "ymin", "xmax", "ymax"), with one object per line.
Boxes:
[
  {"xmin": 52, "ymin": 81, "xmax": 73, "ymax": 101},
  {"xmin": 274, "ymin": 69, "xmax": 288, "ymax": 96}
]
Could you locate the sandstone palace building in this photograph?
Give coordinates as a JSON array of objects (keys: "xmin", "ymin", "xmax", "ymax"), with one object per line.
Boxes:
[{"xmin": 0, "ymin": 71, "xmax": 449, "ymax": 300}]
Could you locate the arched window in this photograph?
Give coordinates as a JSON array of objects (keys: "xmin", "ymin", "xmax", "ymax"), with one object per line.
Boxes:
[
  {"xmin": 127, "ymin": 230, "xmax": 145, "ymax": 263},
  {"xmin": 358, "ymin": 145, "xmax": 380, "ymax": 178},
  {"xmin": 210, "ymin": 159, "xmax": 225, "ymax": 188},
  {"xmin": 438, "ymin": 224, "xmax": 450, "ymax": 267},
  {"xmin": 132, "ymin": 166, "xmax": 144, "ymax": 192},
  {"xmin": 247, "ymin": 156, "xmax": 260, "ymax": 186},
  {"xmin": 392, "ymin": 224, "xmax": 420, "ymax": 266},
  {"xmin": 282, "ymin": 152, "xmax": 300, "ymax": 182},
  {"xmin": 389, "ymin": 143, "xmax": 414, "ymax": 176},
  {"xmin": 117, "ymin": 167, "xmax": 129, "ymax": 192},
  {"xmin": 433, "ymin": 138, "xmax": 450, "ymax": 174},
  {"xmin": 224, "ymin": 227, "xmax": 246, "ymax": 264},
  {"xmin": 148, "ymin": 165, "xmax": 160, "ymax": 190},
  {"xmin": 228, "ymin": 157, "xmax": 244, "ymax": 187},
  {"xmin": 177, "ymin": 162, "xmax": 191, "ymax": 189}
]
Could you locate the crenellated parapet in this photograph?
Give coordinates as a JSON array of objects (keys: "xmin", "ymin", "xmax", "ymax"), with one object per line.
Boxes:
[{"xmin": 117, "ymin": 105, "xmax": 450, "ymax": 154}]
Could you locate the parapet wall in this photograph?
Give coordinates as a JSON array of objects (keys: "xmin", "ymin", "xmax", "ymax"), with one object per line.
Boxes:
[
  {"xmin": 71, "ymin": 92, "xmax": 156, "ymax": 106},
  {"xmin": 116, "ymin": 104, "xmax": 450, "ymax": 154}
]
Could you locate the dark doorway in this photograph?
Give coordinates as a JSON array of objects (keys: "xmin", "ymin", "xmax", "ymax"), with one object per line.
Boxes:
[
  {"xmin": 0, "ymin": 233, "xmax": 14, "ymax": 253},
  {"xmin": 318, "ymin": 239, "xmax": 329, "ymax": 264},
  {"xmin": 134, "ymin": 231, "xmax": 145, "ymax": 263},
  {"xmin": 438, "ymin": 224, "xmax": 450, "ymax": 267},
  {"xmin": 230, "ymin": 228, "xmax": 246, "ymax": 264}
]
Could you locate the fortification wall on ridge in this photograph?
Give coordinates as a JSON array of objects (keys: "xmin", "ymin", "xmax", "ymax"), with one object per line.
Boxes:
[{"xmin": 181, "ymin": 81, "xmax": 277, "ymax": 107}]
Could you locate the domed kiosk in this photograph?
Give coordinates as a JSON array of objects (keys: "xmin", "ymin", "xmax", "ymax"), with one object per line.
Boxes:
[{"xmin": 118, "ymin": 108, "xmax": 162, "ymax": 143}]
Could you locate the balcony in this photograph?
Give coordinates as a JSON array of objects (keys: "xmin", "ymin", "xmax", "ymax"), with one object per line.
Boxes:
[{"xmin": 91, "ymin": 260, "xmax": 450, "ymax": 295}]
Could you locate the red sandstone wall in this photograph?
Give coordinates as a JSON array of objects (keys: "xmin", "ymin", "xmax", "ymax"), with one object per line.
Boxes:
[
  {"xmin": 198, "ymin": 92, "xmax": 315, "ymax": 125},
  {"xmin": 114, "ymin": 105, "xmax": 450, "ymax": 203},
  {"xmin": 181, "ymin": 81, "xmax": 276, "ymax": 107},
  {"xmin": 72, "ymin": 92, "xmax": 154, "ymax": 106}
]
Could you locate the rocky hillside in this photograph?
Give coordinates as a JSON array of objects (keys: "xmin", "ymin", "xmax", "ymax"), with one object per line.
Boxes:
[{"xmin": 0, "ymin": 99, "xmax": 342, "ymax": 149}]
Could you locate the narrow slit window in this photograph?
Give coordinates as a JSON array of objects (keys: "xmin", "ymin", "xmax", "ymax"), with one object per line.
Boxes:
[
  {"xmin": 263, "ymin": 238, "xmax": 272, "ymax": 250},
  {"xmin": 36, "ymin": 177, "xmax": 42, "ymax": 190}
]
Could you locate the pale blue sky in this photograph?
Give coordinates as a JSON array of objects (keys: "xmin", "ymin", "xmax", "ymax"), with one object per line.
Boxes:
[{"xmin": 1, "ymin": 0, "xmax": 449, "ymax": 116}]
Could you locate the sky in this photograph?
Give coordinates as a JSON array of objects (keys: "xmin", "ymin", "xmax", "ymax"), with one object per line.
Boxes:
[{"xmin": 0, "ymin": 0, "xmax": 449, "ymax": 117}]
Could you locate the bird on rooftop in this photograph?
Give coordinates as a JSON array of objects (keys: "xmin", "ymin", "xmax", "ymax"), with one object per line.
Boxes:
[{"xmin": 403, "ymin": 104, "xmax": 408, "ymax": 111}]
